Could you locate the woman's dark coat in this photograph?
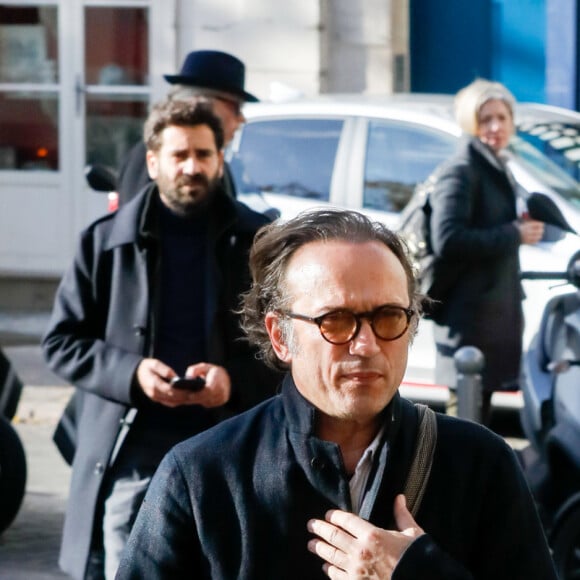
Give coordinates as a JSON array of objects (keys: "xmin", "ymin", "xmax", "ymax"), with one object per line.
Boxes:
[
  {"xmin": 41, "ymin": 185, "xmax": 278, "ymax": 579},
  {"xmin": 430, "ymin": 137, "xmax": 523, "ymax": 391},
  {"xmin": 116, "ymin": 376, "xmax": 556, "ymax": 579}
]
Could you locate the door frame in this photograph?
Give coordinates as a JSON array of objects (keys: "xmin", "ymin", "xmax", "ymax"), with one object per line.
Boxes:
[{"xmin": 0, "ymin": 0, "xmax": 175, "ymax": 277}]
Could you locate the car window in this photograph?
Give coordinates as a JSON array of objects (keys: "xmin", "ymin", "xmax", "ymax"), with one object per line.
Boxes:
[
  {"xmin": 363, "ymin": 121, "xmax": 457, "ymax": 213},
  {"xmin": 509, "ymin": 136, "xmax": 580, "ymax": 208},
  {"xmin": 227, "ymin": 118, "xmax": 343, "ymax": 201}
]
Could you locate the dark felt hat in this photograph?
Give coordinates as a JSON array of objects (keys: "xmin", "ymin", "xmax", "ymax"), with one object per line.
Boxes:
[{"xmin": 163, "ymin": 50, "xmax": 258, "ymax": 102}]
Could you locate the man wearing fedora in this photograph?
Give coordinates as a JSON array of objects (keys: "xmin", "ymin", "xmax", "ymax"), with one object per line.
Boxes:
[
  {"xmin": 115, "ymin": 49, "xmax": 258, "ymax": 206},
  {"xmin": 43, "ymin": 98, "xmax": 279, "ymax": 579}
]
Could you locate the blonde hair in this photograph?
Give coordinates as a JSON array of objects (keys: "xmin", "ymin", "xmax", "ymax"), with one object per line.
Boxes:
[{"xmin": 454, "ymin": 79, "xmax": 516, "ymax": 135}]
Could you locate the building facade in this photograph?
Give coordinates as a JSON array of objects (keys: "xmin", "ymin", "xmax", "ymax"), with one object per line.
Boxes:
[
  {"xmin": 0, "ymin": 0, "xmax": 406, "ymax": 291},
  {"xmin": 0, "ymin": 0, "xmax": 576, "ymax": 293}
]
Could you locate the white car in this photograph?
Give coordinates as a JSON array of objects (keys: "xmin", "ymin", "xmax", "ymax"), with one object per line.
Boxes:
[{"xmin": 227, "ymin": 94, "xmax": 580, "ymax": 405}]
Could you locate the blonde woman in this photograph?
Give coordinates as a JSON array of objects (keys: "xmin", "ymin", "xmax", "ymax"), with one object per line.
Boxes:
[{"xmin": 430, "ymin": 79, "xmax": 544, "ymax": 424}]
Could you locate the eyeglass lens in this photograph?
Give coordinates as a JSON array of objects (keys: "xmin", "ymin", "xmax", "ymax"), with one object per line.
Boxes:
[{"xmin": 320, "ymin": 306, "xmax": 409, "ymax": 344}]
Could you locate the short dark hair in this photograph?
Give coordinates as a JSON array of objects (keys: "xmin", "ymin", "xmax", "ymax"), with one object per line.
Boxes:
[
  {"xmin": 143, "ymin": 97, "xmax": 225, "ymax": 152},
  {"xmin": 240, "ymin": 209, "xmax": 421, "ymax": 370}
]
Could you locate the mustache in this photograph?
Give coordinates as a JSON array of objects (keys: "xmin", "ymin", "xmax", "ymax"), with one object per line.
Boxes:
[{"xmin": 176, "ymin": 173, "xmax": 210, "ymax": 188}]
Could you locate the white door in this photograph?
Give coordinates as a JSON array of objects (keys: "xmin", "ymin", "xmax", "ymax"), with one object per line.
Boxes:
[{"xmin": 0, "ymin": 0, "xmax": 171, "ymax": 277}]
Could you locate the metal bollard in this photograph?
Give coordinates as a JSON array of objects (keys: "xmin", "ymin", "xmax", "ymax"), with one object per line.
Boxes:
[{"xmin": 453, "ymin": 346, "xmax": 485, "ymax": 422}]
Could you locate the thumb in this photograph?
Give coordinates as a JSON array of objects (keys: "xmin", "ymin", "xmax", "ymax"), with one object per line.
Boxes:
[{"xmin": 394, "ymin": 494, "xmax": 423, "ymax": 536}]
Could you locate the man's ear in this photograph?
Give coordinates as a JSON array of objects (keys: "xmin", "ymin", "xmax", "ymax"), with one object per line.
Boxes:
[
  {"xmin": 146, "ymin": 149, "xmax": 159, "ymax": 180},
  {"xmin": 265, "ymin": 312, "xmax": 292, "ymax": 363},
  {"xmin": 217, "ymin": 149, "xmax": 224, "ymax": 178}
]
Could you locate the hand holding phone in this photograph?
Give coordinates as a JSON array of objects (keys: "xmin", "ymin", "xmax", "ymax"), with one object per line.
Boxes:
[{"xmin": 170, "ymin": 376, "xmax": 206, "ymax": 392}]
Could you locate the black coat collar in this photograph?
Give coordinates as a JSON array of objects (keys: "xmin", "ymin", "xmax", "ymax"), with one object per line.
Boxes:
[
  {"xmin": 280, "ymin": 373, "xmax": 402, "ymax": 438},
  {"xmin": 103, "ymin": 183, "xmax": 267, "ymax": 251}
]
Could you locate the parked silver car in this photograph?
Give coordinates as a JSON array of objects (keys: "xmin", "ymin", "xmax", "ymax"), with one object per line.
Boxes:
[{"xmin": 227, "ymin": 93, "xmax": 580, "ymax": 401}]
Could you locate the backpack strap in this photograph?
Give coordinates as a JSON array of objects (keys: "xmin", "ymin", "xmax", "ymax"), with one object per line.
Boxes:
[{"xmin": 404, "ymin": 403, "xmax": 437, "ymax": 517}]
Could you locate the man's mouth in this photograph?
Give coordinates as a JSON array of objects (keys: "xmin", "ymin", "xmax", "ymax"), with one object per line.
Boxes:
[{"xmin": 343, "ymin": 370, "xmax": 381, "ymax": 382}]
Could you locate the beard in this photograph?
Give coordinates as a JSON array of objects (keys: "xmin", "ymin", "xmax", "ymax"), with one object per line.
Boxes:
[{"xmin": 159, "ymin": 172, "xmax": 222, "ymax": 217}]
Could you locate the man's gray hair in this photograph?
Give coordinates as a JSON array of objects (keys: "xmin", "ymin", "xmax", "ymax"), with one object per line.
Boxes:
[
  {"xmin": 168, "ymin": 84, "xmax": 242, "ymax": 104},
  {"xmin": 240, "ymin": 209, "xmax": 422, "ymax": 371}
]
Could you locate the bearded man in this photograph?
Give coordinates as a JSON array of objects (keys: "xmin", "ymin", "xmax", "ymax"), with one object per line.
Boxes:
[{"xmin": 42, "ymin": 98, "xmax": 279, "ymax": 580}]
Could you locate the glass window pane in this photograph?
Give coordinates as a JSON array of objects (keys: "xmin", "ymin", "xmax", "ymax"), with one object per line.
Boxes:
[
  {"xmin": 0, "ymin": 5, "xmax": 58, "ymax": 84},
  {"xmin": 85, "ymin": 7, "xmax": 148, "ymax": 86},
  {"xmin": 86, "ymin": 95, "xmax": 149, "ymax": 168},
  {"xmin": 509, "ymin": 137, "xmax": 580, "ymax": 208},
  {"xmin": 229, "ymin": 119, "xmax": 343, "ymax": 201},
  {"xmin": 364, "ymin": 121, "xmax": 457, "ymax": 213},
  {"xmin": 517, "ymin": 122, "xmax": 580, "ymax": 183},
  {"xmin": 0, "ymin": 91, "xmax": 58, "ymax": 170}
]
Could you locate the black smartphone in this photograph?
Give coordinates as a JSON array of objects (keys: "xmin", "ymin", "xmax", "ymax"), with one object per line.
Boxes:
[{"xmin": 170, "ymin": 376, "xmax": 206, "ymax": 392}]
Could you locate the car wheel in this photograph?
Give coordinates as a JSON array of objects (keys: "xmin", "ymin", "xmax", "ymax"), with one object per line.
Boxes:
[
  {"xmin": 551, "ymin": 502, "xmax": 580, "ymax": 579},
  {"xmin": 0, "ymin": 416, "xmax": 26, "ymax": 534},
  {"xmin": 0, "ymin": 347, "xmax": 24, "ymax": 420}
]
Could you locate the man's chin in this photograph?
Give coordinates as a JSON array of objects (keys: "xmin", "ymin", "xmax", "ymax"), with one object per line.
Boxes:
[{"xmin": 176, "ymin": 189, "xmax": 213, "ymax": 215}]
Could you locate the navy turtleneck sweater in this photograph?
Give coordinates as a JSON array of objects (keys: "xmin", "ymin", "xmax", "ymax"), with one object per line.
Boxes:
[
  {"xmin": 127, "ymin": 197, "xmax": 215, "ymax": 463},
  {"xmin": 154, "ymin": 199, "xmax": 208, "ymax": 375}
]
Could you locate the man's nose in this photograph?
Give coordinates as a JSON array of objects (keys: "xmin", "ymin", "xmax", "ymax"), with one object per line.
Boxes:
[
  {"xmin": 348, "ymin": 319, "xmax": 380, "ymax": 356},
  {"xmin": 181, "ymin": 157, "xmax": 198, "ymax": 174}
]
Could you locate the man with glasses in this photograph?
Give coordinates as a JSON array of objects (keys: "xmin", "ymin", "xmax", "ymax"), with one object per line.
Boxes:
[
  {"xmin": 117, "ymin": 209, "xmax": 555, "ymax": 579},
  {"xmin": 115, "ymin": 49, "xmax": 255, "ymax": 206}
]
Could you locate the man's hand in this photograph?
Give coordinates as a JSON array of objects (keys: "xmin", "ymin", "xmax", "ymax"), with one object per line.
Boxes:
[
  {"xmin": 135, "ymin": 358, "xmax": 231, "ymax": 408},
  {"xmin": 307, "ymin": 494, "xmax": 424, "ymax": 579}
]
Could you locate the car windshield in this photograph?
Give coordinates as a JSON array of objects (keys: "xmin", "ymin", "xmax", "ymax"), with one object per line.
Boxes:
[
  {"xmin": 509, "ymin": 136, "xmax": 580, "ymax": 208},
  {"xmin": 226, "ymin": 118, "xmax": 343, "ymax": 200},
  {"xmin": 517, "ymin": 121, "xmax": 580, "ymax": 182}
]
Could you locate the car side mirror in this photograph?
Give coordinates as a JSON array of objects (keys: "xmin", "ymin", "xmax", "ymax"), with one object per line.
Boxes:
[
  {"xmin": 527, "ymin": 192, "xmax": 576, "ymax": 235},
  {"xmin": 85, "ymin": 164, "xmax": 117, "ymax": 192}
]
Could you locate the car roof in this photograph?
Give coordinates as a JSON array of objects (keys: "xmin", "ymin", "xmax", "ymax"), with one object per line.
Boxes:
[
  {"xmin": 243, "ymin": 93, "xmax": 460, "ymax": 135},
  {"xmin": 244, "ymin": 92, "xmax": 580, "ymax": 130},
  {"xmin": 517, "ymin": 102, "xmax": 580, "ymax": 124}
]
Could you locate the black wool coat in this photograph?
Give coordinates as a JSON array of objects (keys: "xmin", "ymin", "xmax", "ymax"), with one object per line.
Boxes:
[
  {"xmin": 429, "ymin": 137, "xmax": 524, "ymax": 391},
  {"xmin": 117, "ymin": 377, "xmax": 556, "ymax": 580},
  {"xmin": 42, "ymin": 185, "xmax": 279, "ymax": 579}
]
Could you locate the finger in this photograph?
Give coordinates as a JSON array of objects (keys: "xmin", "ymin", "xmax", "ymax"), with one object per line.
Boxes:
[
  {"xmin": 323, "ymin": 562, "xmax": 347, "ymax": 579},
  {"xmin": 323, "ymin": 509, "xmax": 375, "ymax": 538},
  {"xmin": 186, "ymin": 363, "xmax": 228, "ymax": 391},
  {"xmin": 308, "ymin": 517, "xmax": 353, "ymax": 552},
  {"xmin": 307, "ymin": 537, "xmax": 348, "ymax": 572},
  {"xmin": 184, "ymin": 362, "xmax": 209, "ymax": 379},
  {"xmin": 394, "ymin": 494, "xmax": 424, "ymax": 536},
  {"xmin": 156, "ymin": 387, "xmax": 203, "ymax": 408},
  {"xmin": 148, "ymin": 359, "xmax": 175, "ymax": 381}
]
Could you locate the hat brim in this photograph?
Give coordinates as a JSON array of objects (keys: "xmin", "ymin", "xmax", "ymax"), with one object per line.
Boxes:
[{"xmin": 163, "ymin": 74, "xmax": 259, "ymax": 102}]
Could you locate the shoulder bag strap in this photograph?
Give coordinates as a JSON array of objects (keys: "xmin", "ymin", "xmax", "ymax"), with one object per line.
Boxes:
[{"xmin": 403, "ymin": 403, "xmax": 438, "ymax": 517}]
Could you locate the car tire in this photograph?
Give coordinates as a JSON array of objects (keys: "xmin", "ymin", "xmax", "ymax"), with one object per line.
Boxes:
[
  {"xmin": 0, "ymin": 415, "xmax": 27, "ymax": 534},
  {"xmin": 0, "ymin": 347, "xmax": 24, "ymax": 420},
  {"xmin": 551, "ymin": 501, "xmax": 580, "ymax": 579}
]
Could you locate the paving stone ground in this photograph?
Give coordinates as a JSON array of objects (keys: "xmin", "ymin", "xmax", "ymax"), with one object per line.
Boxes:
[
  {"xmin": 0, "ymin": 340, "xmax": 71, "ymax": 579},
  {"xmin": 1, "ymin": 388, "xmax": 72, "ymax": 579}
]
